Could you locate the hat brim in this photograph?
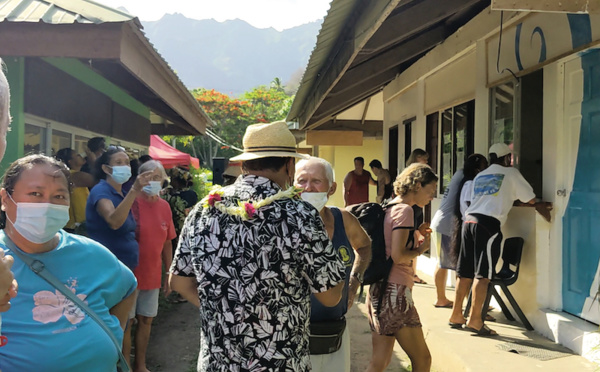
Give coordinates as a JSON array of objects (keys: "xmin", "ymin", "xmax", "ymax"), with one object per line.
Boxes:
[{"xmin": 230, "ymin": 151, "xmax": 308, "ymax": 161}]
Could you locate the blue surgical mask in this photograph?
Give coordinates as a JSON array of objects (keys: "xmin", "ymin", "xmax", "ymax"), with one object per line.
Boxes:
[
  {"xmin": 6, "ymin": 193, "xmax": 70, "ymax": 244},
  {"xmin": 143, "ymin": 181, "xmax": 162, "ymax": 196},
  {"xmin": 109, "ymin": 165, "xmax": 131, "ymax": 184}
]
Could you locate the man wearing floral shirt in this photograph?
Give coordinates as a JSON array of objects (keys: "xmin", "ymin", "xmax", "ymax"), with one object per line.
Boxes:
[{"xmin": 169, "ymin": 121, "xmax": 346, "ymax": 372}]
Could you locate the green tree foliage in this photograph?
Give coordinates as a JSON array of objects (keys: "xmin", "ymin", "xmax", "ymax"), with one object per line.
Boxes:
[{"xmin": 164, "ymin": 79, "xmax": 294, "ymax": 168}]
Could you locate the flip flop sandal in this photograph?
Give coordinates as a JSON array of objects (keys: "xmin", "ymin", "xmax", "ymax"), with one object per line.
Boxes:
[
  {"xmin": 485, "ymin": 314, "xmax": 496, "ymax": 322},
  {"xmin": 462, "ymin": 324, "xmax": 498, "ymax": 337},
  {"xmin": 448, "ymin": 322, "xmax": 465, "ymax": 329},
  {"xmin": 413, "ymin": 275, "xmax": 427, "ymax": 284},
  {"xmin": 434, "ymin": 302, "xmax": 454, "ymax": 308}
]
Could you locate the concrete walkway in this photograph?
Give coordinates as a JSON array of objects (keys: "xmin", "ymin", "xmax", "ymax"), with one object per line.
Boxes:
[{"xmin": 351, "ymin": 275, "xmax": 597, "ymax": 372}]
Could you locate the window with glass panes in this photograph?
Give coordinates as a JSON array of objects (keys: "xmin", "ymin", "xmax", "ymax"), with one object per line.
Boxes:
[
  {"xmin": 489, "ymin": 70, "xmax": 543, "ymax": 197},
  {"xmin": 438, "ymin": 100, "xmax": 475, "ymax": 194}
]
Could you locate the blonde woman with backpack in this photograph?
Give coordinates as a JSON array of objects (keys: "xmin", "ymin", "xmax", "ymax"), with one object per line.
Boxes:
[{"xmin": 366, "ymin": 163, "xmax": 438, "ymax": 372}]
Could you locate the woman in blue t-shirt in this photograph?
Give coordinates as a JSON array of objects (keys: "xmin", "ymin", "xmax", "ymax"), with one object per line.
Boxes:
[
  {"xmin": 86, "ymin": 147, "xmax": 152, "ymax": 271},
  {"xmin": 0, "ymin": 154, "xmax": 137, "ymax": 372}
]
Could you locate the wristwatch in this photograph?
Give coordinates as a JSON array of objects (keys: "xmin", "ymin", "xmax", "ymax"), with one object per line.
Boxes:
[{"xmin": 352, "ymin": 271, "xmax": 364, "ymax": 284}]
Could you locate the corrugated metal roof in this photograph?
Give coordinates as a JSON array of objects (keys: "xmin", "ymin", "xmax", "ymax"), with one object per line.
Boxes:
[
  {"xmin": 0, "ymin": 0, "xmax": 136, "ymax": 25},
  {"xmin": 288, "ymin": 0, "xmax": 359, "ymax": 121},
  {"xmin": 0, "ymin": 0, "xmax": 210, "ymax": 134}
]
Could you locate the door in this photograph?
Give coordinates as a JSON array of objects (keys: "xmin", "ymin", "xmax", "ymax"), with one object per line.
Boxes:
[
  {"xmin": 388, "ymin": 126, "xmax": 398, "ymax": 180},
  {"xmin": 403, "ymin": 118, "xmax": 413, "ymax": 167},
  {"xmin": 562, "ymin": 49, "xmax": 600, "ymax": 323}
]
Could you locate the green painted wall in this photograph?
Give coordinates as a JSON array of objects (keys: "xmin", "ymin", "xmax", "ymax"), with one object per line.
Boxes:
[
  {"xmin": 1, "ymin": 57, "xmax": 25, "ymax": 172},
  {"xmin": 42, "ymin": 57, "xmax": 150, "ymax": 118}
]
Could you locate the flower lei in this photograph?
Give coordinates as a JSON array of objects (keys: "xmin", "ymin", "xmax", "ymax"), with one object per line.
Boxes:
[{"xmin": 201, "ymin": 185, "xmax": 303, "ymax": 220}]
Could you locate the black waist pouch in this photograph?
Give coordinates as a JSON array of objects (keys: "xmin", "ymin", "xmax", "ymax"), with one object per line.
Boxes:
[{"xmin": 309, "ymin": 316, "xmax": 346, "ymax": 355}]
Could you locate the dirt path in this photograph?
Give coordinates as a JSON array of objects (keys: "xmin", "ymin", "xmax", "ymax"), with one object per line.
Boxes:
[
  {"xmin": 146, "ymin": 297, "xmax": 411, "ymax": 372},
  {"xmin": 146, "ymin": 301, "xmax": 200, "ymax": 372}
]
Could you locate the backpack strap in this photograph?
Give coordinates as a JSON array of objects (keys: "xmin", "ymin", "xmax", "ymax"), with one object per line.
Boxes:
[
  {"xmin": 5, "ymin": 238, "xmax": 131, "ymax": 372},
  {"xmin": 375, "ymin": 200, "xmax": 403, "ymax": 316}
]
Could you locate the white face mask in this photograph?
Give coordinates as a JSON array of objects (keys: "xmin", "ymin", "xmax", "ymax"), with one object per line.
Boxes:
[
  {"xmin": 6, "ymin": 193, "xmax": 70, "ymax": 244},
  {"xmin": 143, "ymin": 181, "xmax": 162, "ymax": 196},
  {"xmin": 301, "ymin": 192, "xmax": 329, "ymax": 212}
]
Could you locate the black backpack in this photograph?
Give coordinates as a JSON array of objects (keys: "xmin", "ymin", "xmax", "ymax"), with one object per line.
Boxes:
[
  {"xmin": 346, "ymin": 202, "xmax": 393, "ymax": 285},
  {"xmin": 347, "ymin": 202, "xmax": 398, "ymax": 314}
]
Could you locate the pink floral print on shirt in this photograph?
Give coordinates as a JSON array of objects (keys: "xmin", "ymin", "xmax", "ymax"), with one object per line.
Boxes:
[{"xmin": 32, "ymin": 288, "xmax": 87, "ymax": 325}]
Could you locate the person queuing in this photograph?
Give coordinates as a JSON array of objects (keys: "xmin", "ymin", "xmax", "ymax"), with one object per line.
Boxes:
[
  {"xmin": 85, "ymin": 146, "xmax": 152, "ymax": 271},
  {"xmin": 366, "ymin": 163, "xmax": 437, "ymax": 372},
  {"xmin": 0, "ymin": 154, "xmax": 136, "ymax": 371},
  {"xmin": 449, "ymin": 143, "xmax": 551, "ymax": 336},
  {"xmin": 295, "ymin": 156, "xmax": 371, "ymax": 372},
  {"xmin": 430, "ymin": 154, "xmax": 488, "ymax": 309},
  {"xmin": 126, "ymin": 160, "xmax": 176, "ymax": 372},
  {"xmin": 162, "ymin": 166, "xmax": 198, "ymax": 304},
  {"xmin": 164, "ymin": 167, "xmax": 198, "ymax": 239},
  {"xmin": 55, "ymin": 148, "xmax": 95, "ymax": 235},
  {"xmin": 369, "ymin": 159, "xmax": 392, "ymax": 204},
  {"xmin": 169, "ymin": 121, "xmax": 345, "ymax": 371},
  {"xmin": 0, "ymin": 59, "xmax": 18, "ymax": 316},
  {"xmin": 343, "ymin": 157, "xmax": 372, "ymax": 206},
  {"xmin": 406, "ymin": 149, "xmax": 430, "ymax": 285},
  {"xmin": 80, "ymin": 136, "xmax": 106, "ymax": 175}
]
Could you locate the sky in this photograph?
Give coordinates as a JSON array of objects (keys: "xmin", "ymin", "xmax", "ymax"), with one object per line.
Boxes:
[{"xmin": 95, "ymin": 0, "xmax": 332, "ymax": 31}]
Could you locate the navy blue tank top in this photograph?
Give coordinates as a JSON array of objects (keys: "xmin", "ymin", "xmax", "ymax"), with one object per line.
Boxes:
[{"xmin": 310, "ymin": 207, "xmax": 355, "ymax": 321}]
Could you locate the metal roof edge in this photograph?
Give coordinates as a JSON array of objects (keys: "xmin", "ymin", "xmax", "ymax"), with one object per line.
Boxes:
[{"xmin": 287, "ymin": 0, "xmax": 360, "ymax": 122}]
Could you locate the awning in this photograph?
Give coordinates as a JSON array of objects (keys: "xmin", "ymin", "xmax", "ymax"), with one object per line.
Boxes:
[
  {"xmin": 287, "ymin": 0, "xmax": 491, "ymax": 130},
  {"xmin": 0, "ymin": 0, "xmax": 212, "ymax": 136},
  {"xmin": 149, "ymin": 135, "xmax": 200, "ymax": 169}
]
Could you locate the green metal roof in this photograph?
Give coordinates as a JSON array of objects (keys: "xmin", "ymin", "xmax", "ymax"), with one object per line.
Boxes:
[
  {"xmin": 288, "ymin": 0, "xmax": 358, "ymax": 122},
  {"xmin": 0, "ymin": 0, "xmax": 138, "ymax": 25}
]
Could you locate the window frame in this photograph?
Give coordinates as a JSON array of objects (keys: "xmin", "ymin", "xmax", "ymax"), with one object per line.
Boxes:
[
  {"xmin": 24, "ymin": 114, "xmax": 148, "ymax": 156},
  {"xmin": 489, "ymin": 81, "xmax": 522, "ymax": 166},
  {"xmin": 435, "ymin": 100, "xmax": 475, "ymax": 194},
  {"xmin": 489, "ymin": 70, "xmax": 543, "ymax": 197}
]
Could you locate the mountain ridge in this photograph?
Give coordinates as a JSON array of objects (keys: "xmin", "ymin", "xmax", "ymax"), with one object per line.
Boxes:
[{"xmin": 141, "ymin": 13, "xmax": 321, "ymax": 96}]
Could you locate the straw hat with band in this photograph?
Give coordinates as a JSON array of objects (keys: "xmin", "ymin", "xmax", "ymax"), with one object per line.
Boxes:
[{"xmin": 230, "ymin": 121, "xmax": 308, "ymax": 161}]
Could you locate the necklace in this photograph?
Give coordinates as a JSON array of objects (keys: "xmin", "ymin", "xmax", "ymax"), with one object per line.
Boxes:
[{"xmin": 201, "ymin": 185, "xmax": 303, "ymax": 220}]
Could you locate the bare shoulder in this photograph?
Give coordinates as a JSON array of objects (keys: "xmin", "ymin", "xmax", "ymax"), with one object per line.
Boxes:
[{"xmin": 339, "ymin": 208, "xmax": 363, "ymax": 230}]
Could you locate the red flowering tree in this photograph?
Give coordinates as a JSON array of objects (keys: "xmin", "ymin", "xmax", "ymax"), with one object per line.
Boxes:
[{"xmin": 165, "ymin": 79, "xmax": 294, "ymax": 168}]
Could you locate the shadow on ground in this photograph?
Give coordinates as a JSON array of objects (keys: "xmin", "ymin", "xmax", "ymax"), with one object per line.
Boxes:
[{"xmin": 146, "ymin": 296, "xmax": 411, "ymax": 371}]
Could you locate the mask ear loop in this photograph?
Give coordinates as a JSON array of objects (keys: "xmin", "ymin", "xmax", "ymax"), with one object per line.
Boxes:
[{"xmin": 4, "ymin": 191, "xmax": 17, "ymax": 227}]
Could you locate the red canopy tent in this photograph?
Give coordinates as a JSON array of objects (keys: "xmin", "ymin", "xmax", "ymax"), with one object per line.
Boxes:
[{"xmin": 149, "ymin": 135, "xmax": 200, "ymax": 169}]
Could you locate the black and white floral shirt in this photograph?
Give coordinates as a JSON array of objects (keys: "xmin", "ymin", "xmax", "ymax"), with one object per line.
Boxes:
[{"xmin": 171, "ymin": 175, "xmax": 345, "ymax": 372}]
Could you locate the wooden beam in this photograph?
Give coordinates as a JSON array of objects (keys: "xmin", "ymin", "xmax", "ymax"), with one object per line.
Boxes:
[
  {"xmin": 151, "ymin": 124, "xmax": 197, "ymax": 136},
  {"xmin": 0, "ymin": 21, "xmax": 209, "ymax": 135},
  {"xmin": 359, "ymin": 0, "xmax": 482, "ymax": 63},
  {"xmin": 361, "ymin": 97, "xmax": 371, "ymax": 125},
  {"xmin": 89, "ymin": 60, "xmax": 198, "ymax": 133},
  {"xmin": 297, "ymin": 148, "xmax": 313, "ymax": 156},
  {"xmin": 492, "ymin": 0, "xmax": 600, "ymax": 13},
  {"xmin": 306, "ymin": 130, "xmax": 363, "ymax": 146},
  {"xmin": 319, "ymin": 119, "xmax": 383, "ymax": 137},
  {"xmin": 320, "ymin": 119, "xmax": 383, "ymax": 132},
  {"xmin": 0, "ymin": 22, "xmax": 122, "ymax": 58},
  {"xmin": 119, "ymin": 24, "xmax": 209, "ymax": 135},
  {"xmin": 311, "ymin": 69, "xmax": 399, "ymax": 123},
  {"xmin": 330, "ymin": 26, "xmax": 447, "ymax": 97},
  {"xmin": 296, "ymin": 0, "xmax": 403, "ymax": 129}
]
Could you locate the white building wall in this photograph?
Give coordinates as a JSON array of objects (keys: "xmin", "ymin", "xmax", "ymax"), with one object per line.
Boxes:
[{"xmin": 382, "ymin": 6, "xmax": 600, "ymax": 360}]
